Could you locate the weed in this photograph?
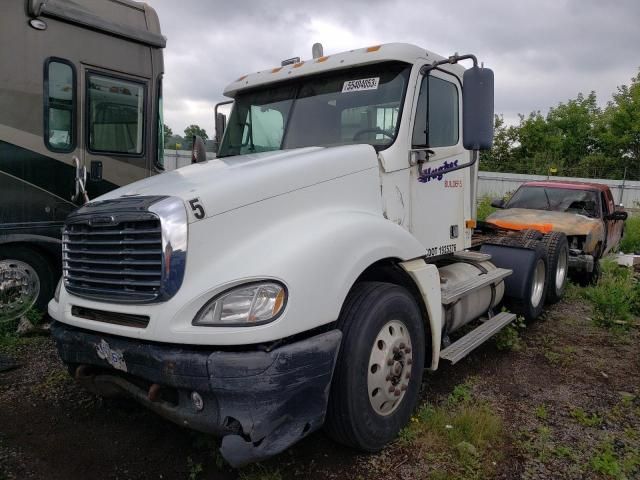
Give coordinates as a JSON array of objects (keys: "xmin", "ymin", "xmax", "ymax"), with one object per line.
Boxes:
[
  {"xmin": 238, "ymin": 464, "xmax": 282, "ymax": 480},
  {"xmin": 24, "ymin": 308, "xmax": 44, "ymax": 326},
  {"xmin": 554, "ymin": 444, "xmax": 577, "ymax": 460},
  {"xmin": 619, "ymin": 215, "xmax": 640, "ymax": 254},
  {"xmin": 582, "ymin": 259, "xmax": 639, "ymax": 330},
  {"xmin": 570, "ymin": 407, "xmax": 603, "ymax": 427},
  {"xmin": 494, "ymin": 316, "xmax": 526, "ymax": 351},
  {"xmin": 395, "ymin": 382, "xmax": 503, "ymax": 479},
  {"xmin": 448, "ymin": 383, "xmax": 472, "ymax": 404},
  {"xmin": 534, "ymin": 404, "xmax": 548, "ymax": 420},
  {"xmin": 590, "ymin": 442, "xmax": 622, "ymax": 477},
  {"xmin": 477, "ymin": 196, "xmax": 498, "ymax": 222},
  {"xmin": 186, "ymin": 456, "xmax": 203, "ymax": 480}
]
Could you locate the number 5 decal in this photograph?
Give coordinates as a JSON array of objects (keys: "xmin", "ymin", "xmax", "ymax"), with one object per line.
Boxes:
[{"xmin": 188, "ymin": 198, "xmax": 205, "ymax": 220}]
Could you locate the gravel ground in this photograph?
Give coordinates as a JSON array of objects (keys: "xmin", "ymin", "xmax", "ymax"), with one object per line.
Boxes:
[{"xmin": 1, "ymin": 295, "xmax": 638, "ymax": 480}]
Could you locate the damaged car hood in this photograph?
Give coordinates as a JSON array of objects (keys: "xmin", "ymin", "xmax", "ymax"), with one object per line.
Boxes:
[{"xmin": 486, "ymin": 208, "xmax": 602, "ymax": 236}]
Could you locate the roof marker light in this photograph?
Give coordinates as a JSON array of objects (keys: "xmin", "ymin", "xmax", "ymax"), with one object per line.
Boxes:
[
  {"xmin": 293, "ymin": 61, "xmax": 305, "ymax": 68},
  {"xmin": 315, "ymin": 56, "xmax": 329, "ymax": 63},
  {"xmin": 272, "ymin": 67, "xmax": 283, "ymax": 73},
  {"xmin": 366, "ymin": 45, "xmax": 381, "ymax": 52},
  {"xmin": 236, "ymin": 75, "xmax": 248, "ymax": 81}
]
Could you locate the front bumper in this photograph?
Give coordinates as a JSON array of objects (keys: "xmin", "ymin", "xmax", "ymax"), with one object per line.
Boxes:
[{"xmin": 51, "ymin": 322, "xmax": 342, "ymax": 467}]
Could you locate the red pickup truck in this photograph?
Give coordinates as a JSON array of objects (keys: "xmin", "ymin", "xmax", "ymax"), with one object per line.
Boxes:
[{"xmin": 486, "ymin": 180, "xmax": 627, "ymax": 283}]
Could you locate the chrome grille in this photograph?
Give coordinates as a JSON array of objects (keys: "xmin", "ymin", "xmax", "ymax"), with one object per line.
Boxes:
[{"xmin": 63, "ymin": 216, "xmax": 163, "ymax": 302}]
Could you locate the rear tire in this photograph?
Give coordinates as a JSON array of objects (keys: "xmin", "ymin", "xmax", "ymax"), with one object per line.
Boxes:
[
  {"xmin": 520, "ymin": 229, "xmax": 544, "ymax": 242},
  {"xmin": 505, "ymin": 243, "xmax": 548, "ymax": 321},
  {"xmin": 0, "ymin": 245, "xmax": 56, "ymax": 320},
  {"xmin": 325, "ymin": 282, "xmax": 425, "ymax": 451},
  {"xmin": 540, "ymin": 232, "xmax": 568, "ymax": 303}
]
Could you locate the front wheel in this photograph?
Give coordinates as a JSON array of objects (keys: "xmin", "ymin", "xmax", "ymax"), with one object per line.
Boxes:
[{"xmin": 325, "ymin": 282, "xmax": 425, "ymax": 451}]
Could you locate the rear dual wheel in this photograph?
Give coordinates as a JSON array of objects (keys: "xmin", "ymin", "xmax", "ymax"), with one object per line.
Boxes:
[{"xmin": 325, "ymin": 282, "xmax": 425, "ymax": 451}]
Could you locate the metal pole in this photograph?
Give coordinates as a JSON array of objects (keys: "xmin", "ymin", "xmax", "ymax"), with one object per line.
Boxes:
[{"xmin": 619, "ymin": 166, "xmax": 627, "ymax": 205}]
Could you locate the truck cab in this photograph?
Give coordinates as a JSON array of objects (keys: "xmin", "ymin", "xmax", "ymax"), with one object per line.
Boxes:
[{"xmin": 49, "ymin": 43, "xmax": 554, "ymax": 466}]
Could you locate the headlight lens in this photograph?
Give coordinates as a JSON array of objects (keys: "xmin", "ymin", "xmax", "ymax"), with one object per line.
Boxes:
[
  {"xmin": 193, "ymin": 282, "xmax": 286, "ymax": 326},
  {"xmin": 54, "ymin": 277, "xmax": 63, "ymax": 303}
]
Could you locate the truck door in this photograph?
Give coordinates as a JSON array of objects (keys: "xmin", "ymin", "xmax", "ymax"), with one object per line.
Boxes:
[
  {"xmin": 603, "ymin": 189, "xmax": 623, "ymax": 253},
  {"xmin": 409, "ymin": 69, "xmax": 467, "ymax": 255},
  {"xmin": 80, "ymin": 65, "xmax": 151, "ymax": 199}
]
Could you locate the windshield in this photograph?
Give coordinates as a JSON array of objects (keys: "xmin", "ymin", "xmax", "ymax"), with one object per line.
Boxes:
[
  {"xmin": 507, "ymin": 186, "xmax": 601, "ymax": 218},
  {"xmin": 218, "ymin": 62, "xmax": 411, "ymax": 157}
]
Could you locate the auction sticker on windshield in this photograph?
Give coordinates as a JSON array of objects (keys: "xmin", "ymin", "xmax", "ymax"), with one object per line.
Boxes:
[{"xmin": 342, "ymin": 77, "xmax": 380, "ymax": 93}]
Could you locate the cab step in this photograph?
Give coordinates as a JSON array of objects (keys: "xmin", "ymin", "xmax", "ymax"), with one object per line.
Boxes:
[
  {"xmin": 441, "ymin": 267, "xmax": 512, "ymax": 305},
  {"xmin": 439, "ymin": 311, "xmax": 516, "ymax": 364}
]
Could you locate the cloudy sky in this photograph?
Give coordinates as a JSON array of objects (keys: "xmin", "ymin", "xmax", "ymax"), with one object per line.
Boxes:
[{"xmin": 147, "ymin": 0, "xmax": 640, "ymax": 137}]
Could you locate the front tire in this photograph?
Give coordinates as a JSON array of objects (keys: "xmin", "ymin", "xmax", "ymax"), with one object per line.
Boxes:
[{"xmin": 325, "ymin": 282, "xmax": 425, "ymax": 451}]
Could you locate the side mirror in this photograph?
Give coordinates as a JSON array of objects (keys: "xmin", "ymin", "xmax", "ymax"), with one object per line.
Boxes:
[
  {"xmin": 491, "ymin": 198, "xmax": 505, "ymax": 209},
  {"xmin": 462, "ymin": 66, "xmax": 494, "ymax": 151},
  {"xmin": 191, "ymin": 135, "xmax": 207, "ymax": 164},
  {"xmin": 215, "ymin": 112, "xmax": 227, "ymax": 152},
  {"xmin": 606, "ymin": 211, "xmax": 628, "ymax": 221}
]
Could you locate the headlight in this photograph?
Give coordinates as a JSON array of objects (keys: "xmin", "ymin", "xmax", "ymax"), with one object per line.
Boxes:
[
  {"xmin": 193, "ymin": 282, "xmax": 287, "ymax": 326},
  {"xmin": 54, "ymin": 277, "xmax": 62, "ymax": 302}
]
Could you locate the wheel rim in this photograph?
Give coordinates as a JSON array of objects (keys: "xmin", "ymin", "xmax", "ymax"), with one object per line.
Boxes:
[
  {"xmin": 0, "ymin": 259, "xmax": 40, "ymax": 321},
  {"xmin": 531, "ymin": 259, "xmax": 546, "ymax": 308},
  {"xmin": 367, "ymin": 319, "xmax": 413, "ymax": 416},
  {"xmin": 555, "ymin": 245, "xmax": 568, "ymax": 291}
]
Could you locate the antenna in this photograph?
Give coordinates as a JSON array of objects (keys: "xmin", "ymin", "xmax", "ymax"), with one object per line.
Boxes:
[{"xmin": 312, "ymin": 43, "xmax": 324, "ymax": 59}]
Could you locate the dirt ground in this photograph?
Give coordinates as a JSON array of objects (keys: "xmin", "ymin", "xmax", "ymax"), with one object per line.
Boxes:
[{"xmin": 1, "ymin": 294, "xmax": 639, "ymax": 480}]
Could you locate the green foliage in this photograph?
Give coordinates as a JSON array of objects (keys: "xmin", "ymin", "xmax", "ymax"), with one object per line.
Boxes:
[
  {"xmin": 24, "ymin": 308, "xmax": 44, "ymax": 326},
  {"xmin": 619, "ymin": 215, "xmax": 640, "ymax": 254},
  {"xmin": 476, "ymin": 196, "xmax": 498, "ymax": 222},
  {"xmin": 582, "ymin": 259, "xmax": 640, "ymax": 330},
  {"xmin": 163, "ymin": 123, "xmax": 172, "ymax": 139},
  {"xmin": 494, "ymin": 316, "xmax": 526, "ymax": 351},
  {"xmin": 186, "ymin": 456, "xmax": 203, "ymax": 480},
  {"xmin": 570, "ymin": 407, "xmax": 603, "ymax": 427},
  {"xmin": 590, "ymin": 442, "xmax": 622, "ymax": 477},
  {"xmin": 481, "ymin": 68, "xmax": 640, "ymax": 180},
  {"xmin": 534, "ymin": 404, "xmax": 548, "ymax": 420},
  {"xmin": 238, "ymin": 465, "xmax": 282, "ymax": 480},
  {"xmin": 398, "ymin": 383, "xmax": 503, "ymax": 479},
  {"xmin": 184, "ymin": 125, "xmax": 209, "ymax": 143}
]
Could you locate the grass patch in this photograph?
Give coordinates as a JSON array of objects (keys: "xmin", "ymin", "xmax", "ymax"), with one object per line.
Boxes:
[
  {"xmin": 534, "ymin": 404, "xmax": 548, "ymax": 420},
  {"xmin": 582, "ymin": 259, "xmax": 640, "ymax": 331},
  {"xmin": 477, "ymin": 196, "xmax": 498, "ymax": 222},
  {"xmin": 619, "ymin": 215, "xmax": 640, "ymax": 254},
  {"xmin": 397, "ymin": 382, "xmax": 503, "ymax": 479},
  {"xmin": 494, "ymin": 316, "xmax": 526, "ymax": 351},
  {"xmin": 570, "ymin": 407, "xmax": 603, "ymax": 427},
  {"xmin": 238, "ymin": 464, "xmax": 282, "ymax": 480}
]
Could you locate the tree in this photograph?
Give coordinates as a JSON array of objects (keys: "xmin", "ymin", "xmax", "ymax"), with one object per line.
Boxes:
[
  {"xmin": 163, "ymin": 124, "xmax": 173, "ymax": 139},
  {"xmin": 184, "ymin": 125, "xmax": 209, "ymax": 143}
]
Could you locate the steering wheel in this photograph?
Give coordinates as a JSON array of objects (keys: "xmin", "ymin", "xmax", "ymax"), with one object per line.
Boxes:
[{"xmin": 352, "ymin": 127, "xmax": 394, "ymax": 141}]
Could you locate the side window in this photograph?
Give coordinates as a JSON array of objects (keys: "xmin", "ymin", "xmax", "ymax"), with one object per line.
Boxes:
[
  {"xmin": 412, "ymin": 75, "xmax": 459, "ymax": 148},
  {"xmin": 87, "ymin": 73, "xmax": 145, "ymax": 155},
  {"xmin": 44, "ymin": 58, "xmax": 76, "ymax": 152}
]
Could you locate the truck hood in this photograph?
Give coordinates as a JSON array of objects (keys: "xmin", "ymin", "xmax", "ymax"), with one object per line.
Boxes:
[
  {"xmin": 485, "ymin": 208, "xmax": 601, "ymax": 236},
  {"xmin": 98, "ymin": 144, "xmax": 379, "ymax": 220}
]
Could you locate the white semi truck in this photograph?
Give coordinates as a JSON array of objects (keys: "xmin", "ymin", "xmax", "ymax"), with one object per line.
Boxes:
[{"xmin": 49, "ymin": 43, "xmax": 568, "ymax": 466}]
